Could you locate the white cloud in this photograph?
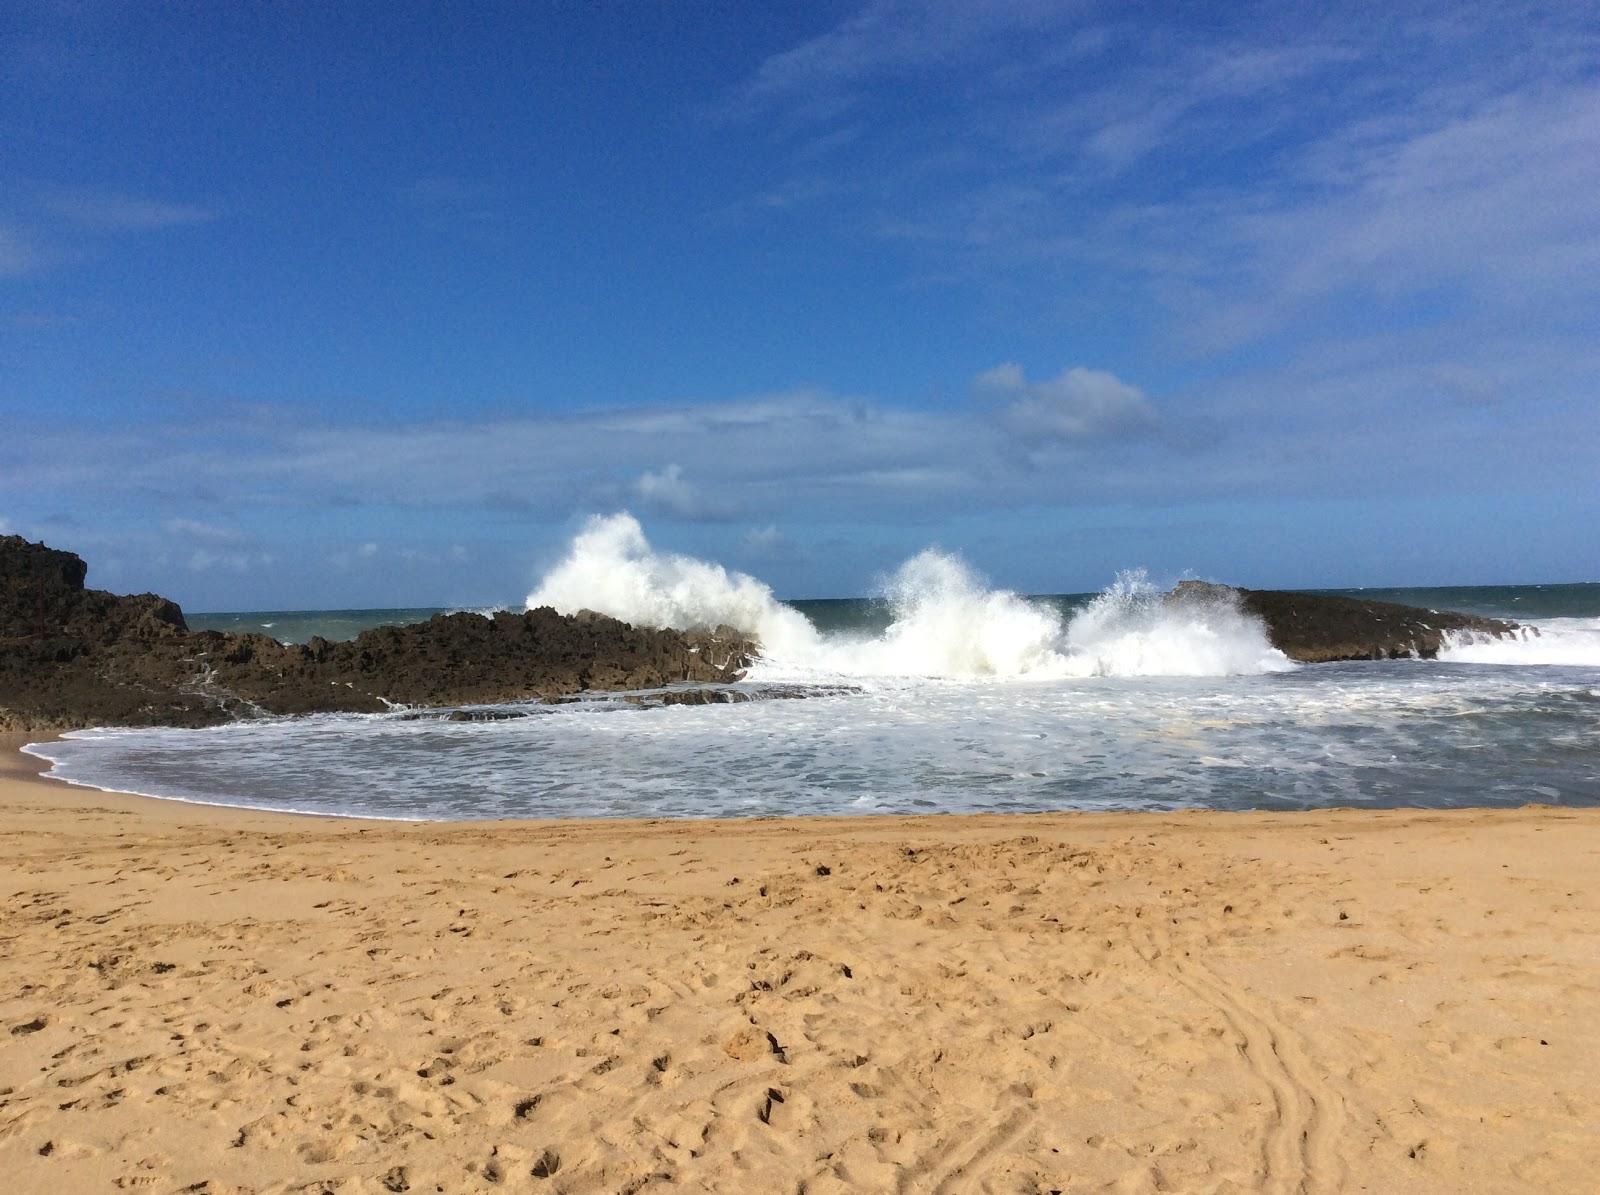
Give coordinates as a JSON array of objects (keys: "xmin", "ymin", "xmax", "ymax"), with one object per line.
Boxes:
[
  {"xmin": 977, "ymin": 363, "xmax": 1159, "ymax": 444},
  {"xmin": 631, "ymin": 463, "xmax": 742, "ymax": 520},
  {"xmin": 634, "ymin": 464, "xmax": 700, "ymax": 518},
  {"xmin": 357, "ymin": 542, "xmax": 379, "ymax": 559}
]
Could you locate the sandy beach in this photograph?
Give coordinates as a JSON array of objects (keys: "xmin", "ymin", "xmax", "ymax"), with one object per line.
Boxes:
[{"xmin": 2, "ymin": 736, "xmax": 1596, "ymax": 1194}]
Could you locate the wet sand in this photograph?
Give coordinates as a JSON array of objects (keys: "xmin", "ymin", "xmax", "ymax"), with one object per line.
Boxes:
[{"xmin": 2, "ymin": 734, "xmax": 1597, "ymax": 1193}]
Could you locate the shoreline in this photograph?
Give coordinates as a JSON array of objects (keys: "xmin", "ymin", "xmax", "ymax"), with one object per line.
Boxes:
[
  {"xmin": 3, "ymin": 730, "xmax": 382, "ymax": 830},
  {"xmin": 4, "ymin": 737, "xmax": 1599, "ymax": 1191},
  {"xmin": 8, "ymin": 731, "xmax": 1590, "ymax": 830},
  {"xmin": 10, "ymin": 726, "xmax": 1598, "ymax": 835}
]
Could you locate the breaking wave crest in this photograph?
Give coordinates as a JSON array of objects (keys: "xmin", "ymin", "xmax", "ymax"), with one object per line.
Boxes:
[{"xmin": 527, "ymin": 514, "xmax": 1292, "ymax": 679}]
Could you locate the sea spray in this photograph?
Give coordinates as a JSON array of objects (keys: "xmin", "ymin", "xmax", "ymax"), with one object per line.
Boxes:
[
  {"xmin": 527, "ymin": 513, "xmax": 1293, "ymax": 678},
  {"xmin": 853, "ymin": 549, "xmax": 1067, "ymax": 677},
  {"xmin": 1061, "ymin": 571, "xmax": 1295, "ymax": 678},
  {"xmin": 525, "ymin": 512, "xmax": 822, "ymax": 659}
]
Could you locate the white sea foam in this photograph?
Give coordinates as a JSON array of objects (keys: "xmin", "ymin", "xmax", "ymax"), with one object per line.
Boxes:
[
  {"xmin": 1440, "ymin": 618, "xmax": 1600, "ymax": 667},
  {"xmin": 28, "ymin": 660, "xmax": 1597, "ymax": 821},
  {"xmin": 525, "ymin": 513, "xmax": 1293, "ymax": 679}
]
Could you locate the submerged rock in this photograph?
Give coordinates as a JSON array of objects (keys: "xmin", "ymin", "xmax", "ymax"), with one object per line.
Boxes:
[{"xmin": 1167, "ymin": 579, "xmax": 1519, "ymax": 663}]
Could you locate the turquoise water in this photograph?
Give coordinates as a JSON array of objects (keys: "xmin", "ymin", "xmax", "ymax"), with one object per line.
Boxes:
[{"xmin": 186, "ymin": 607, "xmax": 451, "ymax": 643}]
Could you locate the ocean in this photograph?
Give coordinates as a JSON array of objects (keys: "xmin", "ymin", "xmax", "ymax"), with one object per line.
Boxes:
[{"xmin": 25, "ymin": 515, "xmax": 1600, "ymax": 820}]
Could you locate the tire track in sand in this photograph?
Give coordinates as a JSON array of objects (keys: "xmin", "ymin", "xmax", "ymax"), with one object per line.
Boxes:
[
  {"xmin": 1135, "ymin": 920, "xmax": 1347, "ymax": 1194},
  {"xmin": 922, "ymin": 1104, "xmax": 1036, "ymax": 1194}
]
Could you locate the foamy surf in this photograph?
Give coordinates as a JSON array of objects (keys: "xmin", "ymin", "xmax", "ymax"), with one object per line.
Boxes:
[
  {"xmin": 25, "ymin": 661, "xmax": 1600, "ymax": 819},
  {"xmin": 525, "ymin": 513, "xmax": 1293, "ymax": 679},
  {"xmin": 1440, "ymin": 618, "xmax": 1600, "ymax": 667}
]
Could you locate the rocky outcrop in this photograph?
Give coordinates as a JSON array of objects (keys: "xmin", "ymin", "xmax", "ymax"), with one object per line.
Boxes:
[
  {"xmin": 1168, "ymin": 580, "xmax": 1518, "ymax": 663},
  {"xmin": 2, "ymin": 538, "xmax": 187, "ymax": 646},
  {"xmin": 1, "ymin": 535, "xmax": 1531, "ymax": 730},
  {"xmin": 0, "ymin": 536, "xmax": 755, "ymax": 731}
]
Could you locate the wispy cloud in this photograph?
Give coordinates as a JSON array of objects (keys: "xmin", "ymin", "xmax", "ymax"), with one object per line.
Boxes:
[
  {"xmin": 732, "ymin": 0, "xmax": 1085, "ymax": 120},
  {"xmin": 0, "ymin": 220, "xmax": 56, "ymax": 276},
  {"xmin": 44, "ymin": 189, "xmax": 216, "ymax": 231},
  {"xmin": 1, "ymin": 189, "xmax": 215, "ymax": 276},
  {"xmin": 715, "ymin": 0, "xmax": 1600, "ymax": 505},
  {"xmin": 728, "ymin": 4, "xmax": 1600, "ymax": 343},
  {"xmin": 163, "ymin": 517, "xmax": 244, "ymax": 544}
]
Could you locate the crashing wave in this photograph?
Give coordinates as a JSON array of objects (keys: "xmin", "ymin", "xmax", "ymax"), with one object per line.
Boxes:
[{"xmin": 527, "ymin": 513, "xmax": 1293, "ymax": 679}]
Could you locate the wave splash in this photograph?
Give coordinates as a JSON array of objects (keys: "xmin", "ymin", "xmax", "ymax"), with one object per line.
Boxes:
[
  {"xmin": 525, "ymin": 512, "xmax": 822, "ymax": 660},
  {"xmin": 526, "ymin": 513, "xmax": 1293, "ymax": 679}
]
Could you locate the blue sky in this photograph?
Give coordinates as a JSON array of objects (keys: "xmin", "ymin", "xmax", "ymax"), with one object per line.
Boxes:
[{"xmin": 3, "ymin": 1, "xmax": 1597, "ymax": 609}]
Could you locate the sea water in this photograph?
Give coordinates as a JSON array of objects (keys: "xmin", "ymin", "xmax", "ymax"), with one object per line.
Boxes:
[{"xmin": 27, "ymin": 514, "xmax": 1600, "ymax": 819}]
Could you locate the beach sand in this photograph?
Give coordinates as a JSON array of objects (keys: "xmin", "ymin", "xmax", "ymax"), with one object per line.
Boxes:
[{"xmin": 2, "ymin": 735, "xmax": 1596, "ymax": 1193}]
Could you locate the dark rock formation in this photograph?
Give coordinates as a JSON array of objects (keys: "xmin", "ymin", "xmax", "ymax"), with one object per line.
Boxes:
[
  {"xmin": 2, "ymin": 537, "xmax": 186, "ymax": 646},
  {"xmin": 0, "ymin": 535, "xmax": 754, "ymax": 731},
  {"xmin": 1168, "ymin": 579, "xmax": 1519, "ymax": 663}
]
